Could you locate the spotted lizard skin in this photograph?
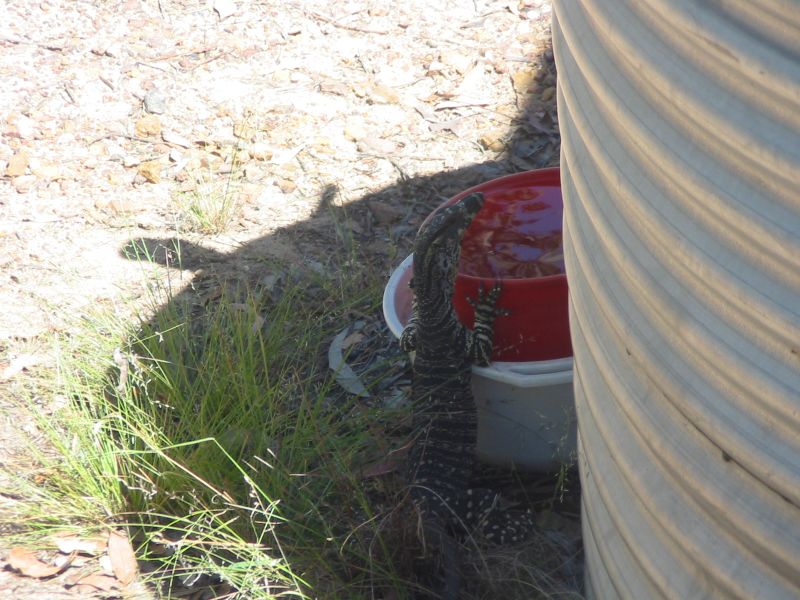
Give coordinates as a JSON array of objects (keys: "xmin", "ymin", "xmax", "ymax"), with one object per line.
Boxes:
[{"xmin": 401, "ymin": 192, "xmax": 533, "ymax": 597}]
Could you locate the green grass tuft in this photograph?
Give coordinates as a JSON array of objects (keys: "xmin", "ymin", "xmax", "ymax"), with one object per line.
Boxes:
[
  {"xmin": 172, "ymin": 143, "xmax": 247, "ymax": 234},
  {"xmin": 10, "ymin": 249, "xmax": 412, "ymax": 599}
]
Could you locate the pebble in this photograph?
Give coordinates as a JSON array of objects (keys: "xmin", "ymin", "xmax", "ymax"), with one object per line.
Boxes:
[
  {"xmin": 6, "ymin": 150, "xmax": 30, "ymax": 177},
  {"xmin": 244, "ymin": 164, "xmax": 266, "ymax": 181},
  {"xmin": 272, "ymin": 69, "xmax": 292, "ymax": 84},
  {"xmin": 357, "ymin": 136, "xmax": 396, "ymax": 155},
  {"xmin": 249, "ymin": 142, "xmax": 273, "ymax": 161},
  {"xmin": 30, "ymin": 162, "xmax": 61, "ymax": 180},
  {"xmin": 479, "ymin": 131, "xmax": 506, "ymax": 152},
  {"xmin": 161, "ymin": 130, "xmax": 192, "ymax": 148},
  {"xmin": 8, "ymin": 114, "xmax": 36, "ymax": 140},
  {"xmin": 239, "ymin": 182, "xmax": 261, "ymax": 203},
  {"xmin": 439, "ymin": 49, "xmax": 472, "ymax": 74},
  {"xmin": 105, "ymin": 198, "xmax": 134, "ymax": 213},
  {"xmin": 144, "ymin": 89, "xmax": 167, "ymax": 114},
  {"xmin": 137, "ymin": 215, "xmax": 163, "ymax": 229},
  {"xmin": 12, "ymin": 175, "xmax": 37, "ymax": 193},
  {"xmin": 106, "ymin": 172, "xmax": 123, "ymax": 187},
  {"xmin": 104, "ymin": 43, "xmax": 123, "ymax": 58},
  {"xmin": 209, "ymin": 125, "xmax": 237, "ymax": 147},
  {"xmin": 366, "ymin": 83, "xmax": 400, "ymax": 104},
  {"xmin": 426, "ymin": 60, "xmax": 446, "ymax": 75},
  {"xmin": 512, "ymin": 68, "xmax": 537, "ymax": 95},
  {"xmin": 137, "ymin": 160, "xmax": 162, "ymax": 183},
  {"xmin": 275, "ymin": 178, "xmax": 296, "ymax": 194},
  {"xmin": 135, "ymin": 114, "xmax": 162, "ymax": 137},
  {"xmin": 89, "ymin": 141, "xmax": 110, "ymax": 157},
  {"xmin": 344, "ymin": 118, "xmax": 367, "ymax": 142},
  {"xmin": 106, "ymin": 143, "xmax": 126, "ymax": 158}
]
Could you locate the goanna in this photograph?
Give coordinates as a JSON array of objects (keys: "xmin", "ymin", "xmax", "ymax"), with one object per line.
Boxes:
[{"xmin": 401, "ymin": 192, "xmax": 532, "ymax": 597}]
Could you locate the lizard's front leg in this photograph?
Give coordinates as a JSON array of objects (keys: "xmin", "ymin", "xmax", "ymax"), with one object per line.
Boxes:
[
  {"xmin": 399, "ymin": 321, "xmax": 417, "ymax": 353},
  {"xmin": 399, "ymin": 287, "xmax": 419, "ymax": 353},
  {"xmin": 466, "ymin": 283, "xmax": 505, "ymax": 366}
]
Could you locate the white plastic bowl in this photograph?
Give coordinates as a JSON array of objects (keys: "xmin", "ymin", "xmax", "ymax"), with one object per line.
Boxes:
[{"xmin": 383, "ymin": 254, "xmax": 577, "ymax": 471}]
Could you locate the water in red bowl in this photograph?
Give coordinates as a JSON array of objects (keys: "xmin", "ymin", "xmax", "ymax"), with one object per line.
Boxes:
[
  {"xmin": 418, "ymin": 167, "xmax": 571, "ymax": 362},
  {"xmin": 459, "ymin": 184, "xmax": 564, "ymax": 279}
]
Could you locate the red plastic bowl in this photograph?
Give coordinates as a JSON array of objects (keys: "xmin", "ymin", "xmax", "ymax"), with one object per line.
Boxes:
[{"xmin": 416, "ymin": 168, "xmax": 571, "ymax": 362}]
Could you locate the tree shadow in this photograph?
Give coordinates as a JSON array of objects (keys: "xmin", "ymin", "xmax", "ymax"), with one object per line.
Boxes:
[{"xmin": 112, "ymin": 35, "xmax": 581, "ymax": 600}]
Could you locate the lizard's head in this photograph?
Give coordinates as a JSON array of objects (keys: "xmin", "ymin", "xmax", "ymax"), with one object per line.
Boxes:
[{"xmin": 411, "ymin": 192, "xmax": 484, "ymax": 301}]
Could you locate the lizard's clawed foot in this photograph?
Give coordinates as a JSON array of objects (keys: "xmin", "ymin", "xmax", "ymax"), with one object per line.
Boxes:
[{"xmin": 466, "ymin": 282, "xmax": 508, "ymax": 318}]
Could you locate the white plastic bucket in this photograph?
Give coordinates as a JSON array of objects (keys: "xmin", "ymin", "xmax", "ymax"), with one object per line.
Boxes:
[{"xmin": 383, "ymin": 254, "xmax": 576, "ymax": 471}]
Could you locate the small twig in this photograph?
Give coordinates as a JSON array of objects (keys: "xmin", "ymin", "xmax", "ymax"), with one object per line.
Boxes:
[
  {"xmin": 355, "ymin": 54, "xmax": 368, "ymax": 74},
  {"xmin": 135, "ymin": 60, "xmax": 171, "ymax": 74},
  {"xmin": 186, "ymin": 50, "xmax": 232, "ymax": 71},
  {"xmin": 308, "ymin": 11, "xmax": 391, "ymax": 35},
  {"xmin": 149, "ymin": 45, "xmax": 216, "ymax": 63},
  {"xmin": 386, "ymin": 158, "xmax": 410, "ymax": 183},
  {"xmin": 0, "ymin": 34, "xmax": 66, "ymax": 51},
  {"xmin": 87, "ymin": 133, "xmax": 155, "ymax": 146},
  {"xmin": 62, "ymin": 84, "xmax": 76, "ymax": 104},
  {"xmin": 99, "ymin": 75, "xmax": 116, "ymax": 91},
  {"xmin": 393, "ymin": 76, "xmax": 427, "ymax": 89}
]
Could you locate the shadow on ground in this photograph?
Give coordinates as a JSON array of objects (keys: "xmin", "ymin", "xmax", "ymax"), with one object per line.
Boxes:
[{"xmin": 113, "ymin": 41, "xmax": 583, "ymax": 600}]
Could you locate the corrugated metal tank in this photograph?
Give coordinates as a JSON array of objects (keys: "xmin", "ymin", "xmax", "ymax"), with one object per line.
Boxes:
[{"xmin": 552, "ymin": 0, "xmax": 800, "ymax": 598}]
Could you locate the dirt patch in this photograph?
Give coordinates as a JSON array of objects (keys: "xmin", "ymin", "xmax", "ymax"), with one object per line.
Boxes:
[{"xmin": 1, "ymin": 0, "xmax": 564, "ymax": 596}]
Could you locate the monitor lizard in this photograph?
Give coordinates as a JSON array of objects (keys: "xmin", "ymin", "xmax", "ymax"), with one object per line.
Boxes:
[{"xmin": 401, "ymin": 192, "xmax": 533, "ymax": 599}]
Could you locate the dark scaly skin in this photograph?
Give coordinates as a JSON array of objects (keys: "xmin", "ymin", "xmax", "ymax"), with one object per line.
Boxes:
[{"xmin": 401, "ymin": 193, "xmax": 532, "ymax": 599}]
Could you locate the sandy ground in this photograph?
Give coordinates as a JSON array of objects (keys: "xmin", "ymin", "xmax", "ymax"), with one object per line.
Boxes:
[{"xmin": 1, "ymin": 0, "xmax": 562, "ymax": 596}]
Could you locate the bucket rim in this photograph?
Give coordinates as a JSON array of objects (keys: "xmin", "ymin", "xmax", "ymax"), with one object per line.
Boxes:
[{"xmin": 383, "ymin": 255, "xmax": 573, "ymax": 386}]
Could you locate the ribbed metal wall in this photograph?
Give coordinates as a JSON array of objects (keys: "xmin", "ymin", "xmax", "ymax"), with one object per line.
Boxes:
[{"xmin": 552, "ymin": 1, "xmax": 800, "ymax": 598}]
